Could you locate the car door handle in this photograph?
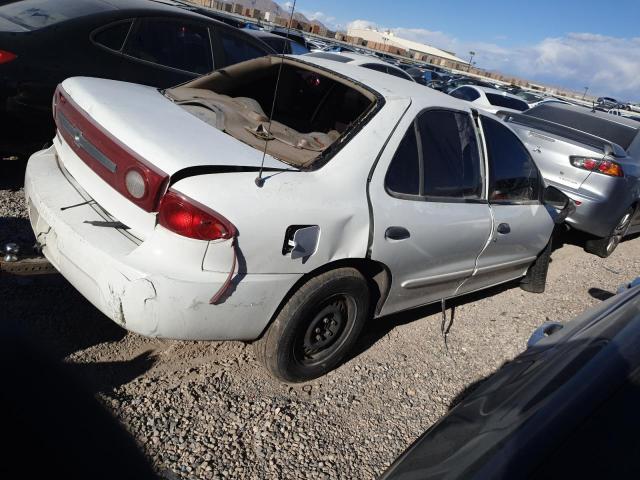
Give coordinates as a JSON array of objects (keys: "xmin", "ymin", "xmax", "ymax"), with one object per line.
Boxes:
[
  {"xmin": 385, "ymin": 226, "xmax": 411, "ymax": 241},
  {"xmin": 497, "ymin": 223, "xmax": 511, "ymax": 234}
]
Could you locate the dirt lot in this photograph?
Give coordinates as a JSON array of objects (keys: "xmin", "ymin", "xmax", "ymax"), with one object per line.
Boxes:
[{"xmin": 2, "ymin": 168, "xmax": 640, "ymax": 479}]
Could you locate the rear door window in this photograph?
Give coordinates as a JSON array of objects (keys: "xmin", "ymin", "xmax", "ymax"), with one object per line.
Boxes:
[
  {"xmin": 481, "ymin": 116, "xmax": 540, "ymax": 202},
  {"xmin": 124, "ymin": 18, "xmax": 213, "ymax": 74},
  {"xmin": 418, "ymin": 110, "xmax": 482, "ymax": 199},
  {"xmin": 219, "ymin": 29, "xmax": 269, "ymax": 66},
  {"xmin": 385, "ymin": 110, "xmax": 482, "ymax": 200},
  {"xmin": 92, "ymin": 21, "xmax": 132, "ymax": 51},
  {"xmin": 385, "ymin": 124, "xmax": 420, "ymax": 196}
]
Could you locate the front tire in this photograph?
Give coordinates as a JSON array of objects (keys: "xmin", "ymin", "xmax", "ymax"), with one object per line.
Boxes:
[
  {"xmin": 254, "ymin": 268, "xmax": 370, "ymax": 383},
  {"xmin": 584, "ymin": 208, "xmax": 634, "ymax": 258}
]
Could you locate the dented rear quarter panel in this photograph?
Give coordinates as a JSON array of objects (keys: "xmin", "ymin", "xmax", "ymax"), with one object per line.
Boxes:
[{"xmin": 171, "ymin": 97, "xmax": 413, "ymax": 275}]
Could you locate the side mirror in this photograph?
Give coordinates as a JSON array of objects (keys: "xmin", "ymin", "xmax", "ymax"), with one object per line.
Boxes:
[{"xmin": 543, "ymin": 185, "xmax": 575, "ymax": 224}]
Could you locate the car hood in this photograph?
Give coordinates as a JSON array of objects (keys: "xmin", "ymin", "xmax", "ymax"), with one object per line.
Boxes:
[{"xmin": 61, "ymin": 77, "xmax": 290, "ymax": 176}]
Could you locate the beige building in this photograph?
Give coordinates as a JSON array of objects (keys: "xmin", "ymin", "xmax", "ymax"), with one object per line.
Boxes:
[{"xmin": 347, "ymin": 27, "xmax": 468, "ymax": 69}]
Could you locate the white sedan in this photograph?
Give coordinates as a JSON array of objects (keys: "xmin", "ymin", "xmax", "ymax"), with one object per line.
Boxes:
[
  {"xmin": 25, "ymin": 55, "xmax": 570, "ymax": 381},
  {"xmin": 449, "ymin": 85, "xmax": 530, "ymax": 114}
]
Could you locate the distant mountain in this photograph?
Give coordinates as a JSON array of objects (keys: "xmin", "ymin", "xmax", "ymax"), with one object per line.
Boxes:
[{"xmin": 220, "ymin": 0, "xmax": 325, "ymax": 28}]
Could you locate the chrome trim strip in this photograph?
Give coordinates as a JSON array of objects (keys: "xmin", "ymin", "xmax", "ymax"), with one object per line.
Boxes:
[
  {"xmin": 401, "ymin": 269, "xmax": 474, "ymax": 289},
  {"xmin": 476, "ymin": 256, "xmax": 537, "ymax": 275},
  {"xmin": 58, "ymin": 111, "xmax": 117, "ymax": 173}
]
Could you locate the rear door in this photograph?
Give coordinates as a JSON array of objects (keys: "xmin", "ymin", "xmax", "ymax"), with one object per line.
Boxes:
[
  {"xmin": 370, "ymin": 108, "xmax": 493, "ymax": 316},
  {"xmin": 458, "ymin": 115, "xmax": 553, "ymax": 294},
  {"xmin": 119, "ymin": 17, "xmax": 214, "ymax": 87}
]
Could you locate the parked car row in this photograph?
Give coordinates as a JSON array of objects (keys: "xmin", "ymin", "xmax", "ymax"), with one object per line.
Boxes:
[{"xmin": 3, "ymin": 0, "xmax": 639, "ymax": 385}]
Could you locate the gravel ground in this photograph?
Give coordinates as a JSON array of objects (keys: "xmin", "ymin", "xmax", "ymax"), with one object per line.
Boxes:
[{"xmin": 2, "ymin": 165, "xmax": 640, "ymax": 479}]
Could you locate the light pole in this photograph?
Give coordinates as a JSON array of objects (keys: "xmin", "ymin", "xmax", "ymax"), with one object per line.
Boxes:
[
  {"xmin": 467, "ymin": 51, "xmax": 475, "ymax": 72},
  {"xmin": 582, "ymin": 86, "xmax": 589, "ymax": 100}
]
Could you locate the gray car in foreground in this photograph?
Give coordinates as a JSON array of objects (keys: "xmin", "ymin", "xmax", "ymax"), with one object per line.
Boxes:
[{"xmin": 503, "ymin": 103, "xmax": 640, "ymax": 257}]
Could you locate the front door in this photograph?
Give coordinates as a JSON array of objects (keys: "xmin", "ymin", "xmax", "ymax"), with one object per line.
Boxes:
[
  {"xmin": 459, "ymin": 115, "xmax": 554, "ymax": 294},
  {"xmin": 370, "ymin": 108, "xmax": 493, "ymax": 316}
]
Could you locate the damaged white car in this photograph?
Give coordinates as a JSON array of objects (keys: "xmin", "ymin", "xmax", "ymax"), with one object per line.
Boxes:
[{"xmin": 25, "ymin": 55, "xmax": 572, "ymax": 381}]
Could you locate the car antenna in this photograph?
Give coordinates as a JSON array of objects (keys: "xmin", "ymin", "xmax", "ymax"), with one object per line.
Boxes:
[{"xmin": 255, "ymin": 0, "xmax": 298, "ymax": 188}]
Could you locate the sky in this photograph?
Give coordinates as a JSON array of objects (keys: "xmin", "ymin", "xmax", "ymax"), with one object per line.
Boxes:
[{"xmin": 287, "ymin": 0, "xmax": 640, "ymax": 100}]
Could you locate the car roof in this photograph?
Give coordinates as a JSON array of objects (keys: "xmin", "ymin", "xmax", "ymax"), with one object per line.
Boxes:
[
  {"xmin": 296, "ymin": 55, "xmax": 471, "ymax": 108},
  {"xmin": 244, "ymin": 28, "xmax": 291, "ymax": 42},
  {"xmin": 464, "ymin": 85, "xmax": 523, "ymax": 99},
  {"xmin": 535, "ymin": 102, "xmax": 640, "ymax": 130}
]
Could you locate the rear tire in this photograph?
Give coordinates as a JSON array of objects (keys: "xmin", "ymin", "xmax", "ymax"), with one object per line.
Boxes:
[
  {"xmin": 584, "ymin": 208, "xmax": 634, "ymax": 258},
  {"xmin": 520, "ymin": 236, "xmax": 552, "ymax": 293},
  {"xmin": 254, "ymin": 268, "xmax": 370, "ymax": 383}
]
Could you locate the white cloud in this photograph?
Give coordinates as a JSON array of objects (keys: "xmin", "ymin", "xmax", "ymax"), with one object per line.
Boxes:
[
  {"xmin": 479, "ymin": 34, "xmax": 640, "ymax": 100},
  {"xmin": 300, "ymin": 10, "xmax": 339, "ymax": 29},
  {"xmin": 346, "ymin": 19, "xmax": 378, "ymax": 31},
  {"xmin": 393, "ymin": 27, "xmax": 458, "ymax": 53},
  {"xmin": 344, "ymin": 19, "xmax": 640, "ymax": 99}
]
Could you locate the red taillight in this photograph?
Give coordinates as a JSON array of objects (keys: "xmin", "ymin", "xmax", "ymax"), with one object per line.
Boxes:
[
  {"xmin": 0, "ymin": 49, "xmax": 17, "ymax": 64},
  {"xmin": 53, "ymin": 85, "xmax": 169, "ymax": 211},
  {"xmin": 570, "ymin": 156, "xmax": 623, "ymax": 177},
  {"xmin": 158, "ymin": 190, "xmax": 236, "ymax": 241}
]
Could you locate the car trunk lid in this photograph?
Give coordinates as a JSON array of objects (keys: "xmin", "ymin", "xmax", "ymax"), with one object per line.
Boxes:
[{"xmin": 55, "ymin": 77, "xmax": 290, "ymax": 238}]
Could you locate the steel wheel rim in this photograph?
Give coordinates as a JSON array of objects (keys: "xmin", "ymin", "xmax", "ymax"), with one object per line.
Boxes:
[{"xmin": 295, "ymin": 294, "xmax": 357, "ymax": 367}]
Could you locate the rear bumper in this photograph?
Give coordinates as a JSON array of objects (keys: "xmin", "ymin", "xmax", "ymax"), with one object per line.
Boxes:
[
  {"xmin": 551, "ymin": 180, "xmax": 632, "ymax": 238},
  {"xmin": 24, "ymin": 147, "xmax": 301, "ymax": 341}
]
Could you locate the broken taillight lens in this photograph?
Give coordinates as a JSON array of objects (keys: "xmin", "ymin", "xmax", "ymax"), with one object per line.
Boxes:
[
  {"xmin": 0, "ymin": 50, "xmax": 17, "ymax": 64},
  {"xmin": 158, "ymin": 190, "xmax": 236, "ymax": 241},
  {"xmin": 570, "ymin": 156, "xmax": 623, "ymax": 177}
]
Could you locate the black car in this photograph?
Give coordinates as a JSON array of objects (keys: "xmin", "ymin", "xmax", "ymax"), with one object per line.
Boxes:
[
  {"xmin": 0, "ymin": 0, "xmax": 273, "ymax": 160},
  {"xmin": 243, "ymin": 28, "xmax": 309, "ymax": 55},
  {"xmin": 381, "ymin": 281, "xmax": 640, "ymax": 479}
]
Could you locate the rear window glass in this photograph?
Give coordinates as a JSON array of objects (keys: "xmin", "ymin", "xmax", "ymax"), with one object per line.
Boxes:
[
  {"xmin": 526, "ymin": 104, "xmax": 639, "ymax": 150},
  {"xmin": 0, "ymin": 0, "xmax": 109, "ymax": 30},
  {"xmin": 486, "ymin": 93, "xmax": 529, "ymax": 111}
]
